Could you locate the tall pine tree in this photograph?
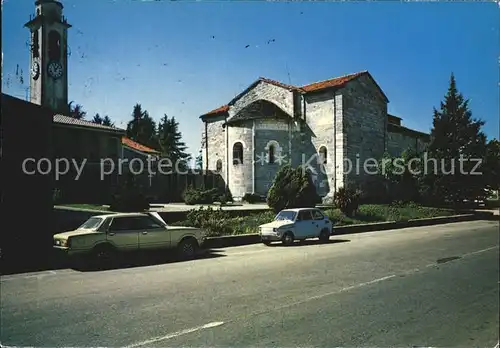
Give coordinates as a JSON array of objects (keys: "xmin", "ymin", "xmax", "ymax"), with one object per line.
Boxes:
[
  {"xmin": 422, "ymin": 73, "xmax": 487, "ymax": 204},
  {"xmin": 126, "ymin": 104, "xmax": 159, "ymax": 150},
  {"xmin": 157, "ymin": 114, "xmax": 191, "ymax": 170},
  {"xmin": 485, "ymin": 139, "xmax": 500, "ymax": 193},
  {"xmin": 102, "ymin": 115, "xmax": 114, "ymax": 127},
  {"xmin": 92, "ymin": 113, "xmax": 103, "ymax": 124}
]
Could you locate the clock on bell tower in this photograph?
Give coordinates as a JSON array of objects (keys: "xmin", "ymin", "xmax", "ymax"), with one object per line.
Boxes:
[{"xmin": 25, "ymin": 0, "xmax": 71, "ymax": 114}]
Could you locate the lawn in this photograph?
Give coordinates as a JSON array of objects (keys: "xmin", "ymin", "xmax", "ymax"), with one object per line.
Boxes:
[{"xmin": 172, "ymin": 203, "xmax": 457, "ymax": 237}]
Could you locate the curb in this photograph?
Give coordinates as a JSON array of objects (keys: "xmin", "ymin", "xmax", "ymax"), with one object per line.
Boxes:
[{"xmin": 204, "ymin": 213, "xmax": 494, "ymax": 249}]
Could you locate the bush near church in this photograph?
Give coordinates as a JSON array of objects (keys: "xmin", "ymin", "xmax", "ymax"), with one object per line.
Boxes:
[
  {"xmin": 182, "ymin": 186, "xmax": 233, "ymax": 205},
  {"xmin": 242, "ymin": 193, "xmax": 265, "ymax": 204},
  {"xmin": 266, "ymin": 165, "xmax": 320, "ymax": 213},
  {"xmin": 333, "ymin": 186, "xmax": 363, "ymax": 217}
]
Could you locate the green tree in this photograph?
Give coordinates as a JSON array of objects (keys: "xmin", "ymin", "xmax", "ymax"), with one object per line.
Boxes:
[
  {"xmin": 92, "ymin": 113, "xmax": 103, "ymax": 124},
  {"xmin": 421, "ymin": 73, "xmax": 487, "ymax": 204},
  {"xmin": 378, "ymin": 148, "xmax": 421, "ymax": 203},
  {"xmin": 267, "ymin": 165, "xmax": 319, "ymax": 213},
  {"xmin": 102, "ymin": 115, "xmax": 114, "ymax": 127},
  {"xmin": 126, "ymin": 103, "xmax": 159, "ymax": 150},
  {"xmin": 484, "ymin": 139, "xmax": 500, "ymax": 192},
  {"xmin": 68, "ymin": 101, "xmax": 86, "ymax": 120},
  {"xmin": 157, "ymin": 114, "xmax": 191, "ymax": 170}
]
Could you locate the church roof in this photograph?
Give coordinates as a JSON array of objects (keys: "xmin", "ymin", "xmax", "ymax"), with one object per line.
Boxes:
[
  {"xmin": 122, "ymin": 136, "xmax": 160, "ymax": 154},
  {"xmin": 53, "ymin": 114, "xmax": 125, "ymax": 133},
  {"xmin": 201, "ymin": 70, "xmax": 388, "ymax": 119}
]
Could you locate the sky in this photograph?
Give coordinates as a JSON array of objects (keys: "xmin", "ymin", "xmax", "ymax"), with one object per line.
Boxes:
[{"xmin": 2, "ymin": 0, "xmax": 499, "ymax": 159}]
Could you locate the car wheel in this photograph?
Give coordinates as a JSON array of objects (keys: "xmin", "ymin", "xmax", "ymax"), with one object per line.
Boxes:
[
  {"xmin": 319, "ymin": 228, "xmax": 330, "ymax": 243},
  {"xmin": 282, "ymin": 232, "xmax": 294, "ymax": 246},
  {"xmin": 178, "ymin": 238, "xmax": 198, "ymax": 259},
  {"xmin": 90, "ymin": 244, "xmax": 115, "ymax": 268}
]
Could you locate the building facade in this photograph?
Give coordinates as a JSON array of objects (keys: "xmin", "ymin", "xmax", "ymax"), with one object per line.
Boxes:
[{"xmin": 200, "ymin": 71, "xmax": 430, "ymax": 201}]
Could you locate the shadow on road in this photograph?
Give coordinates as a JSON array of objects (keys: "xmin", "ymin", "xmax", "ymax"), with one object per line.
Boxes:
[
  {"xmin": 266, "ymin": 238, "xmax": 351, "ymax": 247},
  {"xmin": 1, "ymin": 249, "xmax": 225, "ymax": 275},
  {"xmin": 70, "ymin": 249, "xmax": 226, "ymax": 272}
]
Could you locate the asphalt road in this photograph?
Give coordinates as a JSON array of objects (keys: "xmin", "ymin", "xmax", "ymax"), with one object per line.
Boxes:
[{"xmin": 1, "ymin": 220, "xmax": 499, "ymax": 347}]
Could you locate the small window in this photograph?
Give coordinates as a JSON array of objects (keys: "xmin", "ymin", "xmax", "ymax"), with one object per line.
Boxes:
[
  {"xmin": 319, "ymin": 146, "xmax": 327, "ymax": 165},
  {"xmin": 109, "ymin": 217, "xmax": 135, "ymax": 232},
  {"xmin": 48, "ymin": 30, "xmax": 61, "ymax": 61},
  {"xmin": 133, "ymin": 216, "xmax": 163, "ymax": 229},
  {"xmin": 216, "ymin": 159, "xmax": 223, "ymax": 172},
  {"xmin": 268, "ymin": 145, "xmax": 275, "ymax": 164},
  {"xmin": 297, "ymin": 210, "xmax": 313, "ymax": 221},
  {"xmin": 233, "ymin": 142, "xmax": 243, "ymax": 165},
  {"xmin": 312, "ymin": 209, "xmax": 325, "ymax": 220}
]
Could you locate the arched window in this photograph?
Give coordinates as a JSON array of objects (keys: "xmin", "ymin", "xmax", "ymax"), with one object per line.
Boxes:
[
  {"xmin": 233, "ymin": 142, "xmax": 243, "ymax": 165},
  {"xmin": 268, "ymin": 145, "xmax": 275, "ymax": 164},
  {"xmin": 216, "ymin": 159, "xmax": 223, "ymax": 172},
  {"xmin": 319, "ymin": 146, "xmax": 327, "ymax": 165},
  {"xmin": 48, "ymin": 30, "xmax": 61, "ymax": 61}
]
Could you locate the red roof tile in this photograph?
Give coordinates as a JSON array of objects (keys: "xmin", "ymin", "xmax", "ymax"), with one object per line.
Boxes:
[
  {"xmin": 298, "ymin": 71, "xmax": 367, "ymax": 92},
  {"xmin": 201, "ymin": 104, "xmax": 229, "ymax": 117},
  {"xmin": 122, "ymin": 136, "xmax": 160, "ymax": 154}
]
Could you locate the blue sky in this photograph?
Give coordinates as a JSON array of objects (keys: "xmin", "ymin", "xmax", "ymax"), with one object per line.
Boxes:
[{"xmin": 2, "ymin": 0, "xmax": 499, "ymax": 158}]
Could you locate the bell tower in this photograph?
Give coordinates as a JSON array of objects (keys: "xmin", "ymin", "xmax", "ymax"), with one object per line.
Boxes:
[{"xmin": 25, "ymin": 0, "xmax": 71, "ymax": 114}]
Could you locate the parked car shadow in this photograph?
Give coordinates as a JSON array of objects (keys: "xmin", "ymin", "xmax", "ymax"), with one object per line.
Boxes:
[
  {"xmin": 71, "ymin": 248, "xmax": 226, "ymax": 272},
  {"xmin": 266, "ymin": 238, "xmax": 351, "ymax": 247}
]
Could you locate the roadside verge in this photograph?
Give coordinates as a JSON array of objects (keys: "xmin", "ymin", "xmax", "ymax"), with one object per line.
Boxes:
[{"xmin": 204, "ymin": 212, "xmax": 496, "ymax": 249}]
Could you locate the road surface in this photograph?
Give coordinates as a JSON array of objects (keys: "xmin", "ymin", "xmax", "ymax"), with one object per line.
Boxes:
[{"xmin": 1, "ymin": 220, "xmax": 499, "ymax": 347}]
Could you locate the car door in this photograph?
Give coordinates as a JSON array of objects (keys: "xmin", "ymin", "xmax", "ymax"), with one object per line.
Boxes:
[
  {"xmin": 294, "ymin": 210, "xmax": 316, "ymax": 238},
  {"xmin": 311, "ymin": 209, "xmax": 327, "ymax": 236},
  {"xmin": 136, "ymin": 215, "xmax": 171, "ymax": 250},
  {"xmin": 106, "ymin": 216, "xmax": 140, "ymax": 251}
]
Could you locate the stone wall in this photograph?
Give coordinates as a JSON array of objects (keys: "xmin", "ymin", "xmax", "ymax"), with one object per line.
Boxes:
[
  {"xmin": 202, "ymin": 114, "xmax": 227, "ymax": 181},
  {"xmin": 341, "ymin": 74, "xmax": 388, "ymax": 193},
  {"xmin": 227, "ymin": 121, "xmax": 253, "ymax": 199},
  {"xmin": 303, "ymin": 90, "xmax": 339, "ymax": 197},
  {"xmin": 387, "ymin": 126, "xmax": 430, "ymax": 157},
  {"xmin": 230, "ymin": 80, "xmax": 294, "ymax": 118}
]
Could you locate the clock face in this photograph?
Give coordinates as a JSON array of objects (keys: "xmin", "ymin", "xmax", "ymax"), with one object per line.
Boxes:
[
  {"xmin": 31, "ymin": 61, "xmax": 40, "ymax": 80},
  {"xmin": 47, "ymin": 61, "xmax": 63, "ymax": 79}
]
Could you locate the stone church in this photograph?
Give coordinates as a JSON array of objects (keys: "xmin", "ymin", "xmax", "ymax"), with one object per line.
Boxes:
[{"xmin": 200, "ymin": 71, "xmax": 430, "ymax": 201}]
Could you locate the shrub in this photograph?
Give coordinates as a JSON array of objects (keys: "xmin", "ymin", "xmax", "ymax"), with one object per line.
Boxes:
[
  {"xmin": 182, "ymin": 187, "xmax": 220, "ymax": 205},
  {"xmin": 242, "ymin": 193, "xmax": 264, "ymax": 204},
  {"xmin": 333, "ymin": 186, "xmax": 363, "ymax": 217},
  {"xmin": 267, "ymin": 165, "xmax": 319, "ymax": 213},
  {"xmin": 184, "ymin": 206, "xmax": 233, "ymax": 236},
  {"xmin": 217, "ymin": 189, "xmax": 233, "ymax": 205}
]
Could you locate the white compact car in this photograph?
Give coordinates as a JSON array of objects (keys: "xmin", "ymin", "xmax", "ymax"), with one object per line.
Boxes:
[{"xmin": 258, "ymin": 208, "xmax": 333, "ymax": 246}]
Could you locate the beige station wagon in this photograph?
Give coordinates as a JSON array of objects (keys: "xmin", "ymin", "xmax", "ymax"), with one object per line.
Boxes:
[{"xmin": 53, "ymin": 212, "xmax": 206, "ymax": 263}]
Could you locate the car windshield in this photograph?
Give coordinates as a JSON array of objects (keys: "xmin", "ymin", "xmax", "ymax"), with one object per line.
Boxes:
[
  {"xmin": 275, "ymin": 211, "xmax": 297, "ymax": 221},
  {"xmin": 78, "ymin": 217, "xmax": 103, "ymax": 230}
]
